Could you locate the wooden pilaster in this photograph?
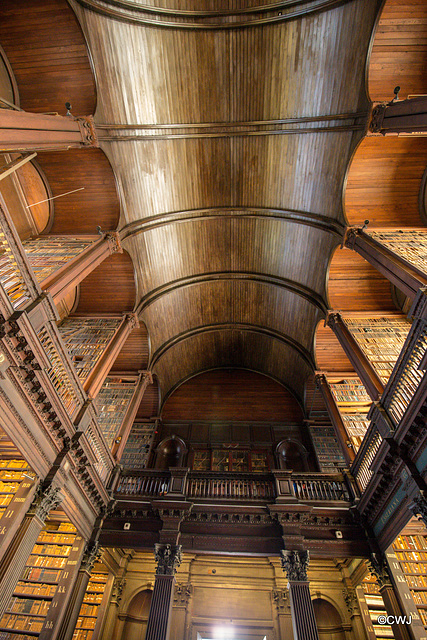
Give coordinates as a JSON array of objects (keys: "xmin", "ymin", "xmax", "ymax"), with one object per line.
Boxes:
[
  {"xmin": 345, "ymin": 228, "xmax": 427, "ymax": 300},
  {"xmin": 281, "ymin": 550, "xmax": 320, "ymax": 640},
  {"xmin": 315, "ymin": 373, "xmax": 355, "ymax": 465},
  {"xmin": 326, "ymin": 312, "xmax": 385, "ymax": 401},
  {"xmin": 145, "ymin": 544, "xmax": 182, "ymax": 640},
  {"xmin": 42, "ymin": 232, "xmax": 123, "ymax": 305},
  {"xmin": 370, "ymin": 555, "xmax": 413, "ymax": 640},
  {"xmin": 83, "ymin": 313, "xmax": 140, "ymax": 399},
  {"xmin": 369, "ymin": 97, "xmax": 427, "ymax": 135},
  {"xmin": 111, "ymin": 370, "xmax": 153, "ymax": 461},
  {"xmin": 0, "ymin": 110, "xmax": 98, "ymax": 151}
]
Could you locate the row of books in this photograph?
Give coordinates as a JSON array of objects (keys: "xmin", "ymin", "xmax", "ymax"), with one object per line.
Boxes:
[
  {"xmin": 27, "ymin": 555, "xmax": 67, "ymax": 569},
  {"xmin": 32, "ymin": 544, "xmax": 73, "ymax": 556},
  {"xmin": 8, "ymin": 598, "xmax": 50, "ymax": 616},
  {"xmin": 0, "ymin": 461, "xmax": 30, "ymax": 469},
  {"xmin": 395, "ymin": 551, "xmax": 427, "ymax": 562},
  {"xmin": 366, "ymin": 230, "xmax": 427, "ymax": 275},
  {"xmin": 0, "ymin": 613, "xmax": 44, "ymax": 633},
  {"xmin": 14, "ymin": 582, "xmax": 56, "ymax": 598},
  {"xmin": 394, "ymin": 535, "xmax": 427, "ymax": 550}
]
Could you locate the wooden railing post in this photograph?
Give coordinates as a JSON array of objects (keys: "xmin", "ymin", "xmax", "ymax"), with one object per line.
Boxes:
[
  {"xmin": 326, "ymin": 312, "xmax": 385, "ymax": 400},
  {"xmin": 0, "ymin": 110, "xmax": 98, "ymax": 151},
  {"xmin": 345, "ymin": 228, "xmax": 427, "ymax": 300}
]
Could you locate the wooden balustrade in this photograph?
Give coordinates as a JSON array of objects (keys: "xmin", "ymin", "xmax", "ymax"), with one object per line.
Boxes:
[
  {"xmin": 350, "ymin": 420, "xmax": 383, "ymax": 491},
  {"xmin": 116, "ymin": 471, "xmax": 171, "ymax": 497},
  {"xmin": 187, "ymin": 472, "xmax": 276, "ymax": 500},
  {"xmin": 291, "ymin": 474, "xmax": 350, "ymax": 501}
]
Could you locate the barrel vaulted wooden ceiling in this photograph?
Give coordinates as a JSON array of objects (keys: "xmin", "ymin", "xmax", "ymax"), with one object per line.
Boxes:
[{"xmin": 69, "ymin": 0, "xmax": 382, "ymax": 406}]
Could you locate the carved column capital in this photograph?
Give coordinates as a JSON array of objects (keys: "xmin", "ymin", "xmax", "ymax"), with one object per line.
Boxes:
[
  {"xmin": 368, "ymin": 553, "xmax": 392, "ymax": 589},
  {"xmin": 368, "ymin": 103, "xmax": 387, "ymax": 133},
  {"xmin": 30, "ymin": 484, "xmax": 62, "ymax": 522},
  {"xmin": 74, "ymin": 115, "xmax": 99, "ymax": 147},
  {"xmin": 173, "ymin": 582, "xmax": 191, "ymax": 606},
  {"xmin": 154, "ymin": 543, "xmax": 182, "ymax": 576},
  {"xmin": 125, "ymin": 312, "xmax": 140, "ymax": 331},
  {"xmin": 272, "ymin": 589, "xmax": 288, "ymax": 611},
  {"xmin": 81, "ymin": 541, "xmax": 101, "ymax": 572},
  {"xmin": 326, "ymin": 311, "xmax": 341, "ymax": 329},
  {"xmin": 344, "ymin": 226, "xmax": 359, "ymax": 249},
  {"xmin": 142, "ymin": 370, "xmax": 153, "ymax": 384},
  {"xmin": 281, "ymin": 550, "xmax": 310, "ymax": 581},
  {"xmin": 106, "ymin": 231, "xmax": 123, "ymax": 254},
  {"xmin": 343, "ymin": 588, "xmax": 358, "ymax": 615},
  {"xmin": 111, "ymin": 577, "xmax": 126, "ymax": 605},
  {"xmin": 314, "ymin": 372, "xmax": 327, "ymax": 387}
]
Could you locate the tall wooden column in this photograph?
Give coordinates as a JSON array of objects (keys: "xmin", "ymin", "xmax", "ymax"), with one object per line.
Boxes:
[
  {"xmin": 345, "ymin": 228, "xmax": 427, "ymax": 300},
  {"xmin": 369, "ymin": 97, "xmax": 427, "ymax": 135},
  {"xmin": 55, "ymin": 542, "xmax": 101, "ymax": 640},
  {"xmin": 145, "ymin": 544, "xmax": 182, "ymax": 640},
  {"xmin": 84, "ymin": 313, "xmax": 140, "ymax": 399},
  {"xmin": 315, "ymin": 373, "xmax": 355, "ymax": 465},
  {"xmin": 111, "ymin": 371, "xmax": 153, "ymax": 460},
  {"xmin": 0, "ymin": 484, "xmax": 62, "ymax": 618},
  {"xmin": 42, "ymin": 232, "xmax": 123, "ymax": 304},
  {"xmin": 281, "ymin": 550, "xmax": 320, "ymax": 640},
  {"xmin": 369, "ymin": 554, "xmax": 412, "ymax": 640},
  {"xmin": 326, "ymin": 312, "xmax": 384, "ymax": 401},
  {"xmin": 0, "ymin": 110, "xmax": 98, "ymax": 151}
]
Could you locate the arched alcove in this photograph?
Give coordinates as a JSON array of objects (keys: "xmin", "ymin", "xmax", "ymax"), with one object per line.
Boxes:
[
  {"xmin": 155, "ymin": 435, "xmax": 187, "ymax": 470},
  {"xmin": 313, "ymin": 598, "xmax": 346, "ymax": 640},
  {"xmin": 276, "ymin": 439, "xmax": 308, "ymax": 471},
  {"xmin": 120, "ymin": 589, "xmax": 152, "ymax": 640}
]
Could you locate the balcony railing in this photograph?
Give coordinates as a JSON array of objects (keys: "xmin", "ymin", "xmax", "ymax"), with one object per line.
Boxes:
[{"xmin": 115, "ymin": 470, "xmax": 354, "ymax": 503}]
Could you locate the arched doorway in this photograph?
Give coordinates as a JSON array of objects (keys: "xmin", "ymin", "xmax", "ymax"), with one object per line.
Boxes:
[
  {"xmin": 155, "ymin": 436, "xmax": 187, "ymax": 469},
  {"xmin": 276, "ymin": 440, "xmax": 308, "ymax": 471},
  {"xmin": 313, "ymin": 598, "xmax": 346, "ymax": 640},
  {"xmin": 120, "ymin": 589, "xmax": 152, "ymax": 640}
]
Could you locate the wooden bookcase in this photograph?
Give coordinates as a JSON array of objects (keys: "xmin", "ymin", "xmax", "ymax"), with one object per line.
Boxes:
[
  {"xmin": 328, "ymin": 377, "xmax": 371, "ymax": 452},
  {"xmin": 391, "ymin": 533, "xmax": 427, "ymax": 630},
  {"xmin": 95, "ymin": 376, "xmax": 137, "ymax": 448},
  {"xmin": 343, "ymin": 316, "xmax": 411, "ymax": 385},
  {"xmin": 22, "ymin": 237, "xmax": 92, "ymax": 284},
  {"xmin": 0, "ymin": 460, "xmax": 33, "ymax": 519},
  {"xmin": 0, "ymin": 522, "xmax": 77, "ymax": 639},
  {"xmin": 58, "ymin": 318, "xmax": 120, "ymax": 383},
  {"xmin": 361, "ymin": 574, "xmax": 393, "ymax": 639},
  {"xmin": 366, "ymin": 230, "xmax": 427, "ymax": 276},
  {"xmin": 309, "ymin": 422, "xmax": 346, "ymax": 472},
  {"xmin": 72, "ymin": 570, "xmax": 109, "ymax": 640},
  {"xmin": 120, "ymin": 422, "xmax": 156, "ymax": 469}
]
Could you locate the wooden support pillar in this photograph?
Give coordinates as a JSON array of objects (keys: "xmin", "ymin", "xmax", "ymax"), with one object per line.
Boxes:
[
  {"xmin": 315, "ymin": 373, "xmax": 355, "ymax": 465},
  {"xmin": 369, "ymin": 97, "xmax": 427, "ymax": 135},
  {"xmin": 145, "ymin": 544, "xmax": 182, "ymax": 640},
  {"xmin": 0, "ymin": 110, "xmax": 98, "ymax": 151},
  {"xmin": 83, "ymin": 313, "xmax": 140, "ymax": 400},
  {"xmin": 42, "ymin": 232, "xmax": 123, "ymax": 304},
  {"xmin": 0, "ymin": 484, "xmax": 62, "ymax": 618},
  {"xmin": 111, "ymin": 370, "xmax": 153, "ymax": 461},
  {"xmin": 369, "ymin": 555, "xmax": 412, "ymax": 640},
  {"xmin": 326, "ymin": 312, "xmax": 385, "ymax": 401},
  {"xmin": 55, "ymin": 542, "xmax": 101, "ymax": 640},
  {"xmin": 281, "ymin": 550, "xmax": 320, "ymax": 640},
  {"xmin": 345, "ymin": 228, "xmax": 427, "ymax": 300}
]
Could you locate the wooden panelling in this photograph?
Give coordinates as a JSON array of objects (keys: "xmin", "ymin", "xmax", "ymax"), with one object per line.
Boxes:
[
  {"xmin": 75, "ymin": 252, "xmax": 136, "ymax": 314},
  {"xmin": 345, "ymin": 136, "xmax": 427, "ymax": 227},
  {"xmin": 161, "ymin": 370, "xmax": 303, "ymax": 422},
  {"xmin": 0, "ymin": 0, "xmax": 96, "ymax": 114},
  {"xmin": 136, "ymin": 377, "xmax": 160, "ymax": 419},
  {"xmin": 111, "ymin": 326, "xmax": 149, "ymax": 372},
  {"xmin": 36, "ymin": 148, "xmax": 120, "ymax": 234},
  {"xmin": 328, "ymin": 246, "xmax": 395, "ymax": 312},
  {"xmin": 315, "ymin": 324, "xmax": 355, "ymax": 374},
  {"xmin": 369, "ymin": 0, "xmax": 427, "ymax": 101}
]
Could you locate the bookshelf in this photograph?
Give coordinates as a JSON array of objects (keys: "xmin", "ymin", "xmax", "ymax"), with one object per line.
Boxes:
[
  {"xmin": 366, "ymin": 230, "xmax": 427, "ymax": 276},
  {"xmin": 343, "ymin": 317, "xmax": 411, "ymax": 385},
  {"xmin": 309, "ymin": 423, "xmax": 346, "ymax": 472},
  {"xmin": 328, "ymin": 377, "xmax": 372, "ymax": 452},
  {"xmin": 0, "ymin": 460, "xmax": 34, "ymax": 520},
  {"xmin": 361, "ymin": 575, "xmax": 393, "ymax": 639},
  {"xmin": 95, "ymin": 377, "xmax": 137, "ymax": 448},
  {"xmin": 0, "ymin": 522, "xmax": 77, "ymax": 639},
  {"xmin": 58, "ymin": 318, "xmax": 120, "ymax": 383},
  {"xmin": 72, "ymin": 571, "xmax": 109, "ymax": 640},
  {"xmin": 391, "ymin": 533, "xmax": 427, "ymax": 630},
  {"xmin": 22, "ymin": 237, "xmax": 92, "ymax": 284},
  {"xmin": 120, "ymin": 423, "xmax": 156, "ymax": 469}
]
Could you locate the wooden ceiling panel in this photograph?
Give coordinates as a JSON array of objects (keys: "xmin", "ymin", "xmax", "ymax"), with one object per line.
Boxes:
[
  {"xmin": 161, "ymin": 369, "xmax": 304, "ymax": 422},
  {"xmin": 75, "ymin": 252, "xmax": 136, "ymax": 314},
  {"xmin": 345, "ymin": 136, "xmax": 427, "ymax": 227},
  {"xmin": 141, "ymin": 280, "xmax": 321, "ymax": 359},
  {"xmin": 368, "ymin": 0, "xmax": 427, "ymax": 101},
  {"xmin": 36, "ymin": 148, "xmax": 120, "ymax": 234},
  {"xmin": 111, "ymin": 326, "xmax": 149, "ymax": 372},
  {"xmin": 0, "ymin": 0, "xmax": 96, "ymax": 114},
  {"xmin": 136, "ymin": 377, "xmax": 160, "ymax": 419},
  {"xmin": 328, "ymin": 246, "xmax": 395, "ymax": 312}
]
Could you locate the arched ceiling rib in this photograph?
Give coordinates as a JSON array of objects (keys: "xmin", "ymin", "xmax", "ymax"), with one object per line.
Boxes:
[{"xmin": 72, "ymin": 0, "xmax": 381, "ymax": 402}]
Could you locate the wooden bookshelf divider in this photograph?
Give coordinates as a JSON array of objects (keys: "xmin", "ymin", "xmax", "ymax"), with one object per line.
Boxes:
[
  {"xmin": 22, "ymin": 237, "xmax": 92, "ymax": 285},
  {"xmin": 58, "ymin": 318, "xmax": 121, "ymax": 383},
  {"xmin": 0, "ymin": 522, "xmax": 78, "ymax": 639},
  {"xmin": 343, "ymin": 317, "xmax": 411, "ymax": 385},
  {"xmin": 72, "ymin": 569, "xmax": 109, "ymax": 640},
  {"xmin": 120, "ymin": 422, "xmax": 156, "ymax": 470},
  {"xmin": 328, "ymin": 377, "xmax": 372, "ymax": 453},
  {"xmin": 95, "ymin": 377, "xmax": 138, "ymax": 448}
]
